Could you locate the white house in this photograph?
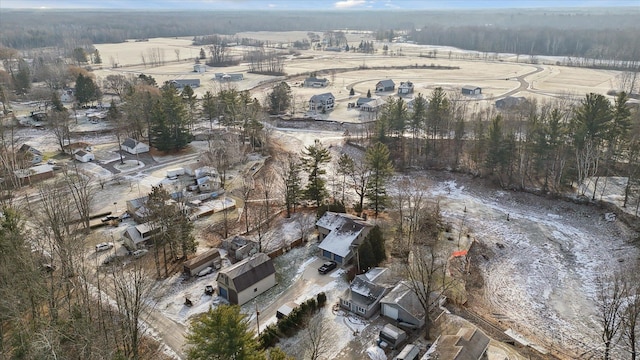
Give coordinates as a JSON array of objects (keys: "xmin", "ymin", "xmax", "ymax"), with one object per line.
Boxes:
[
  {"xmin": 121, "ymin": 138, "xmax": 150, "ymax": 154},
  {"xmin": 194, "ymin": 64, "xmax": 207, "ymax": 73},
  {"xmin": 216, "ymin": 253, "xmax": 276, "ymax": 305},
  {"xmin": 316, "ymin": 212, "xmax": 373, "ymax": 266},
  {"xmin": 397, "ymin": 81, "xmax": 414, "ymax": 95},
  {"xmin": 74, "ymin": 150, "xmax": 95, "ymax": 163}
]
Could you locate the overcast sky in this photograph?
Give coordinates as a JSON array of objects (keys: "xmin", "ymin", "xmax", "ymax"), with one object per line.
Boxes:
[{"xmin": 0, "ymin": 0, "xmax": 637, "ymax": 10}]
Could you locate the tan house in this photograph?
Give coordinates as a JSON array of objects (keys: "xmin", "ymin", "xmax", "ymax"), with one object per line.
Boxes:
[{"xmin": 216, "ymin": 253, "xmax": 276, "ymax": 305}]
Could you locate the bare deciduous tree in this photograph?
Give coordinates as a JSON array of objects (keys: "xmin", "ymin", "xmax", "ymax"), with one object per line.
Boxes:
[
  {"xmin": 302, "ymin": 313, "xmax": 330, "ymax": 360},
  {"xmin": 595, "ymin": 272, "xmax": 626, "ymax": 360}
]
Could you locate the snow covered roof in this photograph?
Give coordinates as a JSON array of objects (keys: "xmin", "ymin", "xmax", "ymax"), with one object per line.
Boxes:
[
  {"xmin": 430, "ymin": 327, "xmax": 490, "ymax": 360},
  {"xmin": 380, "ymin": 281, "xmax": 425, "ymax": 321},
  {"xmin": 316, "ymin": 212, "xmax": 372, "ymax": 258}
]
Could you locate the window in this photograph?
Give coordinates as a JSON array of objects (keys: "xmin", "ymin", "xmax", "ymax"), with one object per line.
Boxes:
[
  {"xmin": 355, "ymin": 305, "xmax": 366, "ymax": 314},
  {"xmin": 254, "ymin": 288, "xmax": 258, "ymax": 292},
  {"xmin": 341, "ymin": 299, "xmax": 351, "ymax": 308}
]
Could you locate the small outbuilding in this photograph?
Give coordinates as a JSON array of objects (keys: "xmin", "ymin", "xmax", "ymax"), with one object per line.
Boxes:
[
  {"xmin": 216, "ymin": 253, "xmax": 276, "ymax": 305},
  {"xmin": 183, "ymin": 248, "xmax": 222, "ymax": 277},
  {"xmin": 74, "ymin": 150, "xmax": 95, "ymax": 163},
  {"xmin": 170, "ymin": 79, "xmax": 200, "ymax": 89},
  {"xmin": 194, "ymin": 64, "xmax": 207, "ymax": 73},
  {"xmin": 462, "ymin": 85, "xmax": 482, "ymax": 95},
  {"xmin": 121, "ymin": 138, "xmax": 150, "ymax": 155}
]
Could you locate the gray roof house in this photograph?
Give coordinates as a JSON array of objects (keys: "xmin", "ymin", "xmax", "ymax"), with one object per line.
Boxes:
[
  {"xmin": 462, "ymin": 85, "xmax": 482, "ymax": 95},
  {"xmin": 339, "ymin": 267, "xmax": 393, "ymax": 318},
  {"xmin": 216, "ymin": 253, "xmax": 276, "ymax": 305},
  {"xmin": 316, "ymin": 212, "xmax": 373, "ymax": 266},
  {"xmin": 380, "ymin": 281, "xmax": 427, "ymax": 329},
  {"xmin": 360, "ymin": 97, "xmax": 386, "ymax": 112},
  {"xmin": 425, "ymin": 326, "xmax": 490, "ymax": 360},
  {"xmin": 121, "ymin": 138, "xmax": 150, "ymax": 154},
  {"xmin": 356, "ymin": 97, "xmax": 374, "ymax": 107},
  {"xmin": 309, "ymin": 92, "xmax": 335, "ymax": 112},
  {"xmin": 214, "ymin": 73, "xmax": 244, "ymax": 81},
  {"xmin": 170, "ymin": 79, "xmax": 200, "ymax": 88},
  {"xmin": 18, "ymin": 144, "xmax": 43, "ymax": 164},
  {"xmin": 304, "ymin": 77, "xmax": 329, "ymax": 88},
  {"xmin": 376, "ymin": 79, "xmax": 395, "ymax": 92},
  {"xmin": 495, "ymin": 96, "xmax": 526, "ymax": 109}
]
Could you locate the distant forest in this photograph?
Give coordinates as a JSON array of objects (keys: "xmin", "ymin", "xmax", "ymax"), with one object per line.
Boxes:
[{"xmin": 1, "ymin": 9, "xmax": 639, "ymax": 62}]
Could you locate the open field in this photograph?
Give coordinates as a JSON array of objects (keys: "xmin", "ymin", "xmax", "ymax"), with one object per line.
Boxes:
[{"xmin": 94, "ymin": 34, "xmax": 625, "ymax": 122}]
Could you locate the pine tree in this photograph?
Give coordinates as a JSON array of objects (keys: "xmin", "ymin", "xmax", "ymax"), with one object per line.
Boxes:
[
  {"xmin": 366, "ymin": 89, "xmax": 371, "ymax": 98},
  {"xmin": 365, "ymin": 142, "xmax": 394, "ymax": 216},
  {"xmin": 301, "ymin": 140, "xmax": 331, "ymax": 207},
  {"xmin": 151, "ymin": 85, "xmax": 191, "ymax": 152},
  {"xmin": 199, "ymin": 47, "xmax": 206, "ymax": 60},
  {"xmin": 93, "ymin": 49, "xmax": 102, "ymax": 64},
  {"xmin": 268, "ymin": 82, "xmax": 291, "ymax": 115},
  {"xmin": 283, "ymin": 154, "xmax": 302, "ymax": 217},
  {"xmin": 349, "ymin": 87, "xmax": 355, "ymax": 96},
  {"xmin": 186, "ymin": 305, "xmax": 263, "ymax": 360},
  {"xmin": 13, "ymin": 59, "xmax": 31, "ymax": 95}
]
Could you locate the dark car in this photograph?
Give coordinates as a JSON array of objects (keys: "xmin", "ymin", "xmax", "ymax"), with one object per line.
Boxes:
[
  {"xmin": 204, "ymin": 285, "xmax": 215, "ymax": 296},
  {"xmin": 318, "ymin": 261, "xmax": 337, "ymax": 274}
]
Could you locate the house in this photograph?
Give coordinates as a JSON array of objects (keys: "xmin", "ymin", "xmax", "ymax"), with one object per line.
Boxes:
[
  {"xmin": 216, "ymin": 253, "xmax": 276, "ymax": 305},
  {"xmin": 183, "ymin": 248, "xmax": 222, "ymax": 276},
  {"xmin": 74, "ymin": 150, "xmax": 95, "ymax": 163},
  {"xmin": 195, "ymin": 176, "xmax": 217, "ymax": 192},
  {"xmin": 309, "ymin": 93, "xmax": 335, "ymax": 112},
  {"xmin": 376, "ymin": 79, "xmax": 395, "ymax": 92},
  {"xmin": 304, "ymin": 77, "xmax": 329, "ymax": 88},
  {"xmin": 222, "ymin": 236, "xmax": 259, "ymax": 262},
  {"xmin": 339, "ymin": 267, "xmax": 393, "ymax": 318},
  {"xmin": 316, "ymin": 212, "xmax": 373, "ymax": 266},
  {"xmin": 121, "ymin": 138, "xmax": 150, "ymax": 154},
  {"xmin": 123, "ymin": 222, "xmax": 159, "ymax": 249},
  {"xmin": 170, "ymin": 79, "xmax": 200, "ymax": 89},
  {"xmin": 63, "ymin": 142, "xmax": 93, "ymax": 154},
  {"xmin": 360, "ymin": 97, "xmax": 387, "ymax": 112},
  {"xmin": 462, "ymin": 85, "xmax": 482, "ymax": 95},
  {"xmin": 13, "ymin": 164, "xmax": 55, "ymax": 186},
  {"xmin": 397, "ymin": 81, "xmax": 414, "ymax": 95},
  {"xmin": 425, "ymin": 326, "xmax": 490, "ymax": 360},
  {"xmin": 495, "ymin": 96, "xmax": 526, "ymax": 109},
  {"xmin": 214, "ymin": 73, "xmax": 244, "ymax": 81},
  {"xmin": 194, "ymin": 64, "xmax": 207, "ymax": 73},
  {"xmin": 18, "ymin": 144, "xmax": 43, "ymax": 164},
  {"xmin": 356, "ymin": 97, "xmax": 374, "ymax": 107},
  {"xmin": 380, "ymin": 281, "xmax": 427, "ymax": 329}
]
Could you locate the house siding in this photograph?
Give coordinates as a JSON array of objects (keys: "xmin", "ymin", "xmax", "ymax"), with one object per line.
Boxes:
[
  {"xmin": 381, "ymin": 303, "xmax": 424, "ymax": 327},
  {"xmin": 236, "ymin": 274, "xmax": 276, "ymax": 305}
]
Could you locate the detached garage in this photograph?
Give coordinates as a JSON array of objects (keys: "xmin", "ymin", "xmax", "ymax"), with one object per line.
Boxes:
[
  {"xmin": 74, "ymin": 150, "xmax": 95, "ymax": 162},
  {"xmin": 216, "ymin": 253, "xmax": 276, "ymax": 305}
]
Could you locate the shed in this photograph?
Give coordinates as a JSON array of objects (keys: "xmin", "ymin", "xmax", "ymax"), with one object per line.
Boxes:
[
  {"xmin": 462, "ymin": 85, "xmax": 482, "ymax": 95},
  {"xmin": 183, "ymin": 248, "xmax": 222, "ymax": 276},
  {"xmin": 194, "ymin": 64, "xmax": 207, "ymax": 73},
  {"xmin": 74, "ymin": 150, "xmax": 95, "ymax": 163},
  {"xmin": 216, "ymin": 253, "xmax": 276, "ymax": 305}
]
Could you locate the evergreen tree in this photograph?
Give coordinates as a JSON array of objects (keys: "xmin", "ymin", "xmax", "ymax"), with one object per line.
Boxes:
[
  {"xmin": 93, "ymin": 49, "xmax": 102, "ymax": 64},
  {"xmin": 13, "ymin": 59, "xmax": 31, "ymax": 95},
  {"xmin": 366, "ymin": 89, "xmax": 371, "ymax": 98},
  {"xmin": 365, "ymin": 142, "xmax": 394, "ymax": 216},
  {"xmin": 72, "ymin": 47, "xmax": 88, "ymax": 64},
  {"xmin": 268, "ymin": 81, "xmax": 292, "ymax": 115},
  {"xmin": 186, "ymin": 305, "xmax": 263, "ymax": 360},
  {"xmin": 349, "ymin": 87, "xmax": 355, "ymax": 96},
  {"xmin": 151, "ymin": 85, "xmax": 190, "ymax": 151},
  {"xmin": 358, "ymin": 240, "xmax": 375, "ymax": 273},
  {"xmin": 75, "ymin": 73, "xmax": 100, "ymax": 106},
  {"xmin": 199, "ymin": 48, "xmax": 206, "ymax": 60},
  {"xmin": 368, "ymin": 225, "xmax": 386, "ymax": 263},
  {"xmin": 426, "ymin": 87, "xmax": 450, "ymax": 154},
  {"xmin": 301, "ymin": 140, "xmax": 331, "ymax": 207}
]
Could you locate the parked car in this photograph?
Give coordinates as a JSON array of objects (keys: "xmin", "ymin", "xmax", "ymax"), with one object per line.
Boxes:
[
  {"xmin": 47, "ymin": 159, "xmax": 57, "ymax": 165},
  {"xmin": 95, "ymin": 242, "xmax": 114, "ymax": 252},
  {"xmin": 318, "ymin": 261, "xmax": 337, "ymax": 274},
  {"xmin": 132, "ymin": 249, "xmax": 148, "ymax": 258},
  {"xmin": 198, "ymin": 267, "xmax": 213, "ymax": 277},
  {"xmin": 204, "ymin": 285, "xmax": 215, "ymax": 295}
]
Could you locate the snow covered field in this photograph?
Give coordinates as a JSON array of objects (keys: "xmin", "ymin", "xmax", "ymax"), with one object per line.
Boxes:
[{"xmin": 426, "ymin": 176, "xmax": 639, "ymax": 358}]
